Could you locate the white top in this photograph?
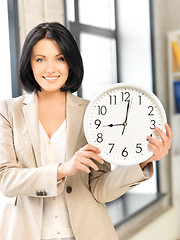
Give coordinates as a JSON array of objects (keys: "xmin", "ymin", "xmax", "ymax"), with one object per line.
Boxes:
[{"xmin": 39, "ymin": 120, "xmax": 75, "ymax": 240}]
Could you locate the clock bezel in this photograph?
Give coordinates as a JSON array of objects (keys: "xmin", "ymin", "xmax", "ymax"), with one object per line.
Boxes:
[{"xmin": 83, "ymin": 83, "xmax": 167, "ymax": 166}]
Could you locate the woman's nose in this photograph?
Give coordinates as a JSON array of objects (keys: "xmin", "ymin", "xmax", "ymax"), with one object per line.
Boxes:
[{"xmin": 45, "ymin": 61, "xmax": 55, "ymax": 74}]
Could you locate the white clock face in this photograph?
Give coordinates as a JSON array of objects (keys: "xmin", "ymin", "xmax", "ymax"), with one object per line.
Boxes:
[{"xmin": 84, "ymin": 83, "xmax": 167, "ymax": 165}]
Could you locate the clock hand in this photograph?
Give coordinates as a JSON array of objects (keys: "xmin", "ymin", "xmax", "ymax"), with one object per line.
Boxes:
[
  {"xmin": 122, "ymin": 98, "xmax": 133, "ymax": 135},
  {"xmin": 103, "ymin": 123, "xmax": 124, "ymax": 127},
  {"xmin": 122, "ymin": 101, "xmax": 130, "ymax": 135},
  {"xmin": 124, "ymin": 100, "xmax": 130, "ymax": 123}
]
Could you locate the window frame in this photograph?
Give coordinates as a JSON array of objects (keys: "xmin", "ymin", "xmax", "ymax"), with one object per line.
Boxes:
[
  {"xmin": 7, "ymin": 0, "xmax": 21, "ymax": 97},
  {"xmin": 64, "ymin": 0, "xmax": 120, "ymax": 97}
]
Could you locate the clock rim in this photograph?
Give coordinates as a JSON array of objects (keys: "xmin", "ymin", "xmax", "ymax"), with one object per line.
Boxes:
[{"xmin": 83, "ymin": 83, "xmax": 167, "ymax": 166}]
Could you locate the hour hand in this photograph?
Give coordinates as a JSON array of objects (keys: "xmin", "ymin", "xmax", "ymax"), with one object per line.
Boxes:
[{"xmin": 103, "ymin": 123, "xmax": 124, "ymax": 127}]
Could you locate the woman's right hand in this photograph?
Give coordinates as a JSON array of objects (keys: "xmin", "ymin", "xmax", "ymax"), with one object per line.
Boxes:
[{"xmin": 57, "ymin": 144, "xmax": 104, "ymax": 180}]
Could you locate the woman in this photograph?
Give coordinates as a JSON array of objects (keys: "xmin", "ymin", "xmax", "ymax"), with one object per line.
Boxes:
[{"xmin": 0, "ymin": 22, "xmax": 172, "ymax": 240}]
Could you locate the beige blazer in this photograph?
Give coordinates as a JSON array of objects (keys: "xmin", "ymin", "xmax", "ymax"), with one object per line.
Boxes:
[{"xmin": 0, "ymin": 92, "xmax": 153, "ymax": 240}]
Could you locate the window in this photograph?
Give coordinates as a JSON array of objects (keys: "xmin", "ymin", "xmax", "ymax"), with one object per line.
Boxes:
[
  {"xmin": 64, "ymin": 0, "xmax": 160, "ymax": 230},
  {"xmin": 65, "ymin": 0, "xmax": 119, "ymax": 99},
  {"xmin": 7, "ymin": 0, "xmax": 21, "ymax": 97}
]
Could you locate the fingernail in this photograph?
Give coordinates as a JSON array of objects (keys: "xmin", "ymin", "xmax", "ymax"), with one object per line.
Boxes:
[
  {"xmin": 101, "ymin": 160, "xmax": 104, "ymax": 164},
  {"xmin": 155, "ymin": 127, "xmax": 159, "ymax": 131}
]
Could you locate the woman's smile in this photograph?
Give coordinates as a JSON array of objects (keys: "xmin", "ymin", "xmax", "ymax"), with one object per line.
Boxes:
[{"xmin": 42, "ymin": 75, "xmax": 61, "ymax": 83}]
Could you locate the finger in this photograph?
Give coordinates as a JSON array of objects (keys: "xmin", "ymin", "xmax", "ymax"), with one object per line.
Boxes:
[
  {"xmin": 81, "ymin": 144, "xmax": 101, "ymax": 154},
  {"xmin": 148, "ymin": 142, "xmax": 159, "ymax": 153},
  {"xmin": 154, "ymin": 124, "xmax": 173, "ymax": 143},
  {"xmin": 155, "ymin": 126, "xmax": 172, "ymax": 149},
  {"xmin": 147, "ymin": 135, "xmax": 170, "ymax": 156},
  {"xmin": 148, "ymin": 143, "xmax": 162, "ymax": 160},
  {"xmin": 165, "ymin": 123, "xmax": 173, "ymax": 139},
  {"xmin": 76, "ymin": 162, "xmax": 91, "ymax": 173},
  {"xmin": 147, "ymin": 135, "xmax": 162, "ymax": 148},
  {"xmin": 80, "ymin": 157, "xmax": 99, "ymax": 171},
  {"xmin": 81, "ymin": 150, "xmax": 104, "ymax": 164},
  {"xmin": 154, "ymin": 127, "xmax": 168, "ymax": 143}
]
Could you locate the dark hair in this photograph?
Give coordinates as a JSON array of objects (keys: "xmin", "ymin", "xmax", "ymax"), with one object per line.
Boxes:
[{"xmin": 19, "ymin": 22, "xmax": 84, "ymax": 93}]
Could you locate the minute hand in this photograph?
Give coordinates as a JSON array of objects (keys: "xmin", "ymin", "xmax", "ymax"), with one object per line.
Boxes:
[
  {"xmin": 122, "ymin": 99, "xmax": 132, "ymax": 135},
  {"xmin": 124, "ymin": 100, "xmax": 130, "ymax": 123}
]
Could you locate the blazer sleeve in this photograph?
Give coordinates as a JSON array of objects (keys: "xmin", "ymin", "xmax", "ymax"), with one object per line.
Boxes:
[
  {"xmin": 89, "ymin": 160, "xmax": 153, "ymax": 203},
  {"xmin": 77, "ymin": 116, "xmax": 154, "ymax": 204},
  {"xmin": 0, "ymin": 100, "xmax": 64, "ymax": 198}
]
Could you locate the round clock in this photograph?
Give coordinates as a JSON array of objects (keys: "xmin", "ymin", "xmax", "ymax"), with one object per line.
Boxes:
[{"xmin": 83, "ymin": 83, "xmax": 167, "ymax": 166}]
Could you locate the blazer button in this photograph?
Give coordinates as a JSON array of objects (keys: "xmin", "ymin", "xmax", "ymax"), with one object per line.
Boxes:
[
  {"xmin": 39, "ymin": 191, "xmax": 43, "ymax": 196},
  {"xmin": 42, "ymin": 191, "xmax": 47, "ymax": 196},
  {"xmin": 66, "ymin": 186, "xmax": 72, "ymax": 194},
  {"xmin": 36, "ymin": 191, "xmax": 40, "ymax": 196}
]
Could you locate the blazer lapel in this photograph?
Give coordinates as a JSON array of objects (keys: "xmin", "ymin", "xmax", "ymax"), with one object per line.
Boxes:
[
  {"xmin": 22, "ymin": 93, "xmax": 41, "ymax": 167},
  {"xmin": 66, "ymin": 92, "xmax": 88, "ymax": 161}
]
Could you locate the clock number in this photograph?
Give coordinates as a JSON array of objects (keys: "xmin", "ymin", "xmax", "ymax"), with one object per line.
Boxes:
[
  {"xmin": 148, "ymin": 106, "xmax": 154, "ymax": 116},
  {"xmin": 97, "ymin": 133, "xmax": 103, "ymax": 143},
  {"xmin": 108, "ymin": 143, "xmax": 115, "ymax": 153},
  {"xmin": 139, "ymin": 95, "xmax": 142, "ymax": 105},
  {"xmin": 109, "ymin": 95, "xmax": 117, "ymax": 105},
  {"xmin": 98, "ymin": 105, "xmax": 107, "ymax": 115},
  {"xmin": 121, "ymin": 92, "xmax": 130, "ymax": 102},
  {"xmin": 150, "ymin": 120, "xmax": 156, "ymax": 130},
  {"xmin": 122, "ymin": 147, "xmax": 128, "ymax": 157},
  {"xmin": 136, "ymin": 143, "xmax": 142, "ymax": 153},
  {"xmin": 94, "ymin": 119, "xmax": 101, "ymax": 129}
]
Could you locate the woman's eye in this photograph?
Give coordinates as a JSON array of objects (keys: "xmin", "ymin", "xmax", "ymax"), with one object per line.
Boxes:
[
  {"xmin": 57, "ymin": 57, "xmax": 64, "ymax": 61},
  {"xmin": 37, "ymin": 58, "xmax": 44, "ymax": 62}
]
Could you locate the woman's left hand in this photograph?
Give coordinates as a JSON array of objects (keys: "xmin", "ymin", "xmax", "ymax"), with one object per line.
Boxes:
[{"xmin": 140, "ymin": 123, "xmax": 173, "ymax": 169}]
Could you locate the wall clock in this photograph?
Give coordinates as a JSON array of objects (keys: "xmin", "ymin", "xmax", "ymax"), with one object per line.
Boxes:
[{"xmin": 83, "ymin": 83, "xmax": 167, "ymax": 166}]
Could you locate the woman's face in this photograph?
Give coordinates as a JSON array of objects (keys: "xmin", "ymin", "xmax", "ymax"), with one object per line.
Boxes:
[{"xmin": 31, "ymin": 38, "xmax": 69, "ymax": 93}]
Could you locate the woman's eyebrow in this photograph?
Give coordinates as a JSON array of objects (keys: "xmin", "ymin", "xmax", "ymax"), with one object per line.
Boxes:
[
  {"xmin": 56, "ymin": 53, "xmax": 63, "ymax": 57},
  {"xmin": 33, "ymin": 54, "xmax": 46, "ymax": 58},
  {"xmin": 33, "ymin": 53, "xmax": 63, "ymax": 58}
]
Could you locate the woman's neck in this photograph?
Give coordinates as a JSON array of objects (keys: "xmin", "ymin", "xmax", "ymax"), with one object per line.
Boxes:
[{"xmin": 37, "ymin": 90, "xmax": 66, "ymax": 105}]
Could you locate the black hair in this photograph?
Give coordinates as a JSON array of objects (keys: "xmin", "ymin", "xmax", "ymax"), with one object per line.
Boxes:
[{"xmin": 19, "ymin": 22, "xmax": 84, "ymax": 93}]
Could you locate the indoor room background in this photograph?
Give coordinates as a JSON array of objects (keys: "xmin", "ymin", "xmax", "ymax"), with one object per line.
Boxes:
[{"xmin": 0, "ymin": 0, "xmax": 180, "ymax": 239}]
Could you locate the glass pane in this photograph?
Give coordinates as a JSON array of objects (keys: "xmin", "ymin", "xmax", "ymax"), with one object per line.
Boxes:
[
  {"xmin": 80, "ymin": 33, "xmax": 117, "ymax": 100},
  {"xmin": 66, "ymin": 0, "xmax": 75, "ymax": 22},
  {"xmin": 118, "ymin": 0, "xmax": 152, "ymax": 91},
  {"xmin": 79, "ymin": 0, "xmax": 115, "ymax": 30}
]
